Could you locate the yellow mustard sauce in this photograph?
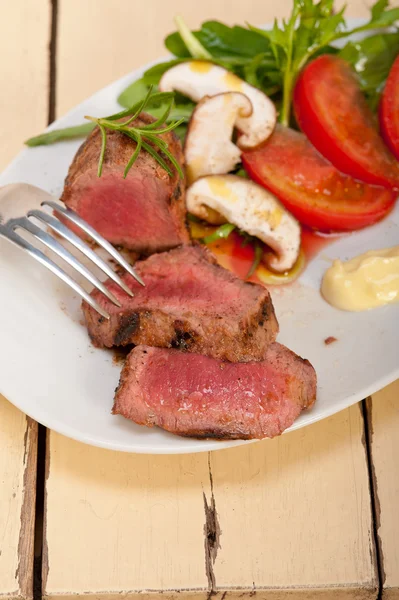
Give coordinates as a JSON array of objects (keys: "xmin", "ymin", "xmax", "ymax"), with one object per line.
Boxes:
[{"xmin": 321, "ymin": 246, "xmax": 399, "ymax": 311}]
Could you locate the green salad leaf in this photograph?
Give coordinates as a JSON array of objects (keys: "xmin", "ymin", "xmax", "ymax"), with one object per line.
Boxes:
[
  {"xmin": 249, "ymin": 0, "xmax": 399, "ymax": 125},
  {"xmin": 165, "ymin": 20, "xmax": 271, "ymax": 63},
  {"xmin": 25, "ymin": 0, "xmax": 399, "ymax": 148},
  {"xmin": 174, "ymin": 15, "xmax": 212, "ymax": 59},
  {"xmin": 339, "ymin": 31, "xmax": 399, "ymax": 110}
]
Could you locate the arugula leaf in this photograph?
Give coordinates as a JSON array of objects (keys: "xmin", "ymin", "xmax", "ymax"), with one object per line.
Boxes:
[
  {"xmin": 249, "ymin": 0, "xmax": 347, "ymax": 125},
  {"xmin": 26, "ymin": 0, "xmax": 399, "ymax": 150},
  {"xmin": 25, "ymin": 123, "xmax": 96, "ymax": 146},
  {"xmin": 350, "ymin": 0, "xmax": 399, "ymax": 32},
  {"xmin": 249, "ymin": 0, "xmax": 399, "ymax": 125},
  {"xmin": 339, "ymin": 31, "xmax": 399, "ymax": 110}
]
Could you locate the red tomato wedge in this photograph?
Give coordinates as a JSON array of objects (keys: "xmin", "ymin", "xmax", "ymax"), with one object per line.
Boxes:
[
  {"xmin": 294, "ymin": 55, "xmax": 399, "ymax": 190},
  {"xmin": 380, "ymin": 55, "xmax": 399, "ymax": 161},
  {"xmin": 241, "ymin": 125, "xmax": 395, "ymax": 232}
]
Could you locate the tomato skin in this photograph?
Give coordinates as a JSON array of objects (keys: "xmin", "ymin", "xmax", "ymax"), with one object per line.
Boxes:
[
  {"xmin": 380, "ymin": 55, "xmax": 399, "ymax": 161},
  {"xmin": 241, "ymin": 125, "xmax": 396, "ymax": 232},
  {"xmin": 294, "ymin": 55, "xmax": 399, "ymax": 190}
]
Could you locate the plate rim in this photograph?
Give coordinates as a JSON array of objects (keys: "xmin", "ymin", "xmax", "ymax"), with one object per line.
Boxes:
[{"xmin": 1, "ymin": 16, "xmax": 398, "ymax": 454}]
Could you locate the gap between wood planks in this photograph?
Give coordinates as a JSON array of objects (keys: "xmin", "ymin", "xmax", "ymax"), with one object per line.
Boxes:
[
  {"xmin": 362, "ymin": 398, "xmax": 385, "ymax": 600},
  {"xmin": 29, "ymin": 2, "xmax": 385, "ymax": 596}
]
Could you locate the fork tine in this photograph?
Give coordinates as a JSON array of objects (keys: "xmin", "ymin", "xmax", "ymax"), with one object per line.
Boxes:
[
  {"xmin": 28, "ymin": 209, "xmax": 135, "ymax": 298},
  {"xmin": 13, "ymin": 217, "xmax": 122, "ymax": 308},
  {"xmin": 42, "ymin": 200, "xmax": 145, "ymax": 287},
  {"xmin": 0, "ymin": 225, "xmax": 110, "ymax": 319}
]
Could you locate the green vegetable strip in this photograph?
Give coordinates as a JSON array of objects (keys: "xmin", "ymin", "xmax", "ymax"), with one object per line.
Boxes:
[
  {"xmin": 202, "ymin": 223, "xmax": 236, "ymax": 243},
  {"xmin": 246, "ymin": 244, "xmax": 263, "ymax": 278},
  {"xmin": 174, "ymin": 15, "xmax": 212, "ymax": 59},
  {"xmin": 25, "ymin": 123, "xmax": 96, "ymax": 146}
]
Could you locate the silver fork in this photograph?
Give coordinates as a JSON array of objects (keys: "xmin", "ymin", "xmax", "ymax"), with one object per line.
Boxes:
[{"xmin": 0, "ymin": 200, "xmax": 144, "ymax": 319}]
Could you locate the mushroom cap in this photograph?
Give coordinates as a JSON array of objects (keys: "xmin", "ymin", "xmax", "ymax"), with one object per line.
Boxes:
[
  {"xmin": 184, "ymin": 92, "xmax": 253, "ymax": 184},
  {"xmin": 159, "ymin": 61, "xmax": 276, "ymax": 148},
  {"xmin": 186, "ymin": 175, "xmax": 301, "ymax": 272}
]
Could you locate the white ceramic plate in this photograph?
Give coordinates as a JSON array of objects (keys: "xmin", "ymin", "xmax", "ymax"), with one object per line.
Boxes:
[{"xmin": 1, "ymin": 35, "xmax": 398, "ymax": 453}]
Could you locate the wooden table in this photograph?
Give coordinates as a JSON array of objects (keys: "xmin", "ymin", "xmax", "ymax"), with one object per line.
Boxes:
[{"xmin": 1, "ymin": 1, "xmax": 398, "ymax": 598}]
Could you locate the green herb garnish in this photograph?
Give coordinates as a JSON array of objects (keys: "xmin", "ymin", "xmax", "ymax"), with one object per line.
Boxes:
[{"xmin": 83, "ymin": 87, "xmax": 184, "ymax": 178}]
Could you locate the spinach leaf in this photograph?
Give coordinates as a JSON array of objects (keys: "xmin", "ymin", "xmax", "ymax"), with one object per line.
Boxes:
[
  {"xmin": 117, "ymin": 77, "xmax": 194, "ymax": 124},
  {"xmin": 117, "ymin": 78, "xmax": 149, "ymax": 109},
  {"xmin": 351, "ymin": 0, "xmax": 399, "ymax": 32},
  {"xmin": 197, "ymin": 21, "xmax": 270, "ymax": 59},
  {"xmin": 166, "ymin": 20, "xmax": 271, "ymax": 64},
  {"xmin": 142, "ymin": 59, "xmax": 187, "ymax": 84}
]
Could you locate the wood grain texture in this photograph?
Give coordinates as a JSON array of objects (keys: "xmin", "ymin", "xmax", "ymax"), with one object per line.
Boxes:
[
  {"xmin": 367, "ymin": 381, "xmax": 399, "ymax": 600},
  {"xmin": 44, "ymin": 405, "xmax": 376, "ymax": 598},
  {"xmin": 210, "ymin": 405, "xmax": 376, "ymax": 596},
  {"xmin": 0, "ymin": 0, "xmax": 50, "ymax": 171},
  {"xmin": 56, "ymin": 0, "xmax": 369, "ymax": 117},
  {"xmin": 0, "ymin": 396, "xmax": 37, "ymax": 600},
  {"xmin": 43, "ymin": 434, "xmax": 211, "ymax": 598},
  {"xmin": 0, "ymin": 2, "xmax": 49, "ymax": 598}
]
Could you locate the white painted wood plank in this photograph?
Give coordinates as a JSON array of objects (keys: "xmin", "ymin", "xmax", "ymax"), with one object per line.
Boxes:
[
  {"xmin": 0, "ymin": 0, "xmax": 50, "ymax": 171},
  {"xmin": 210, "ymin": 405, "xmax": 377, "ymax": 597},
  {"xmin": 43, "ymin": 433, "xmax": 211, "ymax": 599},
  {"xmin": 0, "ymin": 1, "xmax": 49, "ymax": 597},
  {"xmin": 0, "ymin": 397, "xmax": 37, "ymax": 599},
  {"xmin": 48, "ymin": 1, "xmax": 377, "ymax": 597},
  {"xmin": 56, "ymin": 0, "xmax": 369, "ymax": 117}
]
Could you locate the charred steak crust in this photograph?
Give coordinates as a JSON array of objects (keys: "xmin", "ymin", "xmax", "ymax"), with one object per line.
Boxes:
[
  {"xmin": 83, "ymin": 245, "xmax": 279, "ymax": 362},
  {"xmin": 60, "ymin": 112, "xmax": 190, "ymax": 254},
  {"xmin": 113, "ymin": 344, "xmax": 317, "ymax": 440}
]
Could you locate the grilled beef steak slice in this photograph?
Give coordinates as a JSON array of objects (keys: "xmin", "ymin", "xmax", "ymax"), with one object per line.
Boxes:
[
  {"xmin": 60, "ymin": 112, "xmax": 189, "ymax": 254},
  {"xmin": 84, "ymin": 245, "xmax": 279, "ymax": 362},
  {"xmin": 113, "ymin": 344, "xmax": 316, "ymax": 439}
]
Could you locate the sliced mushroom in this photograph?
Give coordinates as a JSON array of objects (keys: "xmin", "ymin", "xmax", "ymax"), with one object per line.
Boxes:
[
  {"xmin": 185, "ymin": 92, "xmax": 253, "ymax": 185},
  {"xmin": 159, "ymin": 61, "xmax": 276, "ymax": 148},
  {"xmin": 186, "ymin": 175, "xmax": 301, "ymax": 272}
]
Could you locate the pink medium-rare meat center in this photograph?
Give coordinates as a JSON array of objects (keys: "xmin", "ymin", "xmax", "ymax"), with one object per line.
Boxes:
[
  {"xmin": 83, "ymin": 245, "xmax": 279, "ymax": 362},
  {"xmin": 60, "ymin": 112, "xmax": 190, "ymax": 254},
  {"xmin": 114, "ymin": 345, "xmax": 317, "ymax": 439}
]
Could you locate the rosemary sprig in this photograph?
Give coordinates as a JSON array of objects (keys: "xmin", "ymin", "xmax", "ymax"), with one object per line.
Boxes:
[{"xmin": 85, "ymin": 87, "xmax": 184, "ymax": 179}]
